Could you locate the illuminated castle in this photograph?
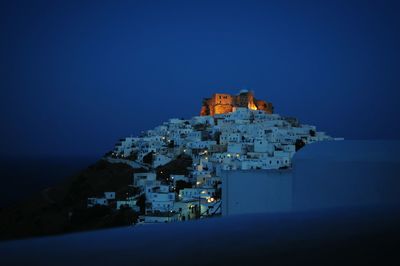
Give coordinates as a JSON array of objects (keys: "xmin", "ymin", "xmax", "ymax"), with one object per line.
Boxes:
[{"xmin": 200, "ymin": 90, "xmax": 273, "ymax": 116}]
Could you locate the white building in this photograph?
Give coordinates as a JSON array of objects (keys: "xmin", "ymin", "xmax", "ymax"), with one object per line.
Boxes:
[
  {"xmin": 116, "ymin": 198, "xmax": 140, "ymax": 212},
  {"xmin": 87, "ymin": 197, "xmax": 108, "ymax": 208},
  {"xmin": 179, "ymin": 188, "xmax": 216, "ymax": 202},
  {"xmin": 146, "ymin": 185, "xmax": 175, "ymax": 212},
  {"xmin": 87, "ymin": 192, "xmax": 116, "ymax": 208},
  {"xmin": 254, "ymin": 139, "xmax": 274, "ymax": 153},
  {"xmin": 141, "ymin": 213, "xmax": 179, "ymax": 223},
  {"xmin": 171, "ymin": 175, "xmax": 190, "ymax": 185},
  {"xmin": 104, "ymin": 192, "xmax": 116, "ymax": 200},
  {"xmin": 133, "ymin": 172, "xmax": 157, "ymax": 188},
  {"xmin": 153, "ymin": 154, "xmax": 173, "ymax": 168}
]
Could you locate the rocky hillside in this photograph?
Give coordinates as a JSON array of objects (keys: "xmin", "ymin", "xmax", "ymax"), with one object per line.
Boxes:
[
  {"xmin": 0, "ymin": 159, "xmax": 145, "ymax": 240},
  {"xmin": 0, "ymin": 154, "xmax": 193, "ymax": 241}
]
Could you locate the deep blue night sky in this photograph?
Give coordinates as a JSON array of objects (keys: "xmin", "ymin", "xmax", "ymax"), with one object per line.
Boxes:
[{"xmin": 1, "ymin": 0, "xmax": 399, "ymax": 157}]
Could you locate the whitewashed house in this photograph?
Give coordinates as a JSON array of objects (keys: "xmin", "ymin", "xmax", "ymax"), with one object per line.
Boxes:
[
  {"xmin": 87, "ymin": 197, "xmax": 108, "ymax": 208},
  {"xmin": 146, "ymin": 185, "xmax": 175, "ymax": 212},
  {"xmin": 141, "ymin": 213, "xmax": 178, "ymax": 223},
  {"xmin": 87, "ymin": 192, "xmax": 115, "ymax": 208},
  {"xmin": 153, "ymin": 154, "xmax": 173, "ymax": 168},
  {"xmin": 179, "ymin": 188, "xmax": 216, "ymax": 202},
  {"xmin": 104, "ymin": 192, "xmax": 115, "ymax": 200},
  {"xmin": 116, "ymin": 198, "xmax": 140, "ymax": 211},
  {"xmin": 171, "ymin": 175, "xmax": 190, "ymax": 185},
  {"xmin": 133, "ymin": 172, "xmax": 157, "ymax": 188}
]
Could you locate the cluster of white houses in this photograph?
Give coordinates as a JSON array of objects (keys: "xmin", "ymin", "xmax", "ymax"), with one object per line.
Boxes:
[{"xmin": 88, "ymin": 106, "xmax": 332, "ymax": 223}]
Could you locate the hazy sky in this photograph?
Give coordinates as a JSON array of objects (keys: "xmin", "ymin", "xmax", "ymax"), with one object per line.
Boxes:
[{"xmin": 1, "ymin": 0, "xmax": 399, "ymax": 157}]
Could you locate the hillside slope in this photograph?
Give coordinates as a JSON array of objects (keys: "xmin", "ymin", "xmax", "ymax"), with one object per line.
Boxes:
[{"xmin": 0, "ymin": 159, "xmax": 145, "ymax": 240}]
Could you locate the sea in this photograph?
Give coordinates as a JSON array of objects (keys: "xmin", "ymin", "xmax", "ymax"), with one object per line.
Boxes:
[{"xmin": 0, "ymin": 156, "xmax": 97, "ymax": 208}]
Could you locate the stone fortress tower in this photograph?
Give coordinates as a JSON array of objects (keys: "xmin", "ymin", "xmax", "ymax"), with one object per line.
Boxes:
[{"xmin": 200, "ymin": 90, "xmax": 273, "ymax": 116}]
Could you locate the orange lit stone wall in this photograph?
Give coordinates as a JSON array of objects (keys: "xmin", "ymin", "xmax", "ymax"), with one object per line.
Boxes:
[
  {"xmin": 200, "ymin": 91, "xmax": 273, "ymax": 116},
  {"xmin": 213, "ymin": 93, "xmax": 233, "ymax": 105},
  {"xmin": 255, "ymin": 100, "xmax": 273, "ymax": 114},
  {"xmin": 214, "ymin": 104, "xmax": 233, "ymax": 114}
]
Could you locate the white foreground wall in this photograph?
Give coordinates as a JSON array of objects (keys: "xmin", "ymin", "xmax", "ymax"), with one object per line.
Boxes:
[{"xmin": 222, "ymin": 140, "xmax": 400, "ymax": 215}]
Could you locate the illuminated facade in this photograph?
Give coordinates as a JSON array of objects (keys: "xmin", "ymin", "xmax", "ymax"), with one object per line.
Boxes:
[{"xmin": 200, "ymin": 90, "xmax": 273, "ymax": 116}]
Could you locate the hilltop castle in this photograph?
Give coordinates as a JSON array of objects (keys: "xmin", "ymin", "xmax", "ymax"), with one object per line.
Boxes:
[{"xmin": 200, "ymin": 90, "xmax": 273, "ymax": 116}]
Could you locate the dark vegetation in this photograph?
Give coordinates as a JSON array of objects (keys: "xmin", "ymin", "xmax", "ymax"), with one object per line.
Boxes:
[
  {"xmin": 66, "ymin": 205, "xmax": 138, "ymax": 232},
  {"xmin": 156, "ymin": 153, "xmax": 193, "ymax": 181},
  {"xmin": 193, "ymin": 124, "xmax": 208, "ymax": 131},
  {"xmin": 295, "ymin": 139, "xmax": 306, "ymax": 151},
  {"xmin": 175, "ymin": 180, "xmax": 192, "ymax": 194},
  {"xmin": 0, "ymin": 160, "xmax": 146, "ymax": 240},
  {"xmin": 214, "ymin": 181, "xmax": 222, "ymax": 199},
  {"xmin": 214, "ymin": 131, "xmax": 222, "ymax": 144},
  {"xmin": 136, "ymin": 194, "xmax": 146, "ymax": 214},
  {"xmin": 142, "ymin": 151, "xmax": 154, "ymax": 165},
  {"xmin": 127, "ymin": 151, "xmax": 138, "ymax": 161},
  {"xmin": 0, "ymin": 154, "xmax": 193, "ymax": 241}
]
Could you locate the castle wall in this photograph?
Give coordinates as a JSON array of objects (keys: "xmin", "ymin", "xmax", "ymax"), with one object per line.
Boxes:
[
  {"xmin": 213, "ymin": 94, "xmax": 233, "ymax": 105},
  {"xmin": 214, "ymin": 104, "xmax": 233, "ymax": 115},
  {"xmin": 255, "ymin": 100, "xmax": 273, "ymax": 114},
  {"xmin": 200, "ymin": 91, "xmax": 273, "ymax": 116}
]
